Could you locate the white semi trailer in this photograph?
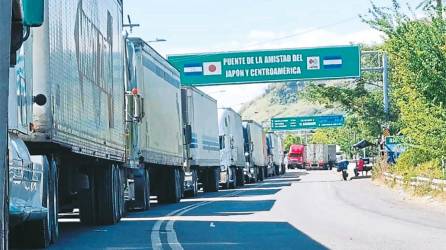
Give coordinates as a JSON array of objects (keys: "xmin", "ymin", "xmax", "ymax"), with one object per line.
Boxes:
[
  {"xmin": 242, "ymin": 121, "xmax": 268, "ymax": 182},
  {"xmin": 7, "ymin": 1, "xmax": 183, "ymax": 247},
  {"xmin": 266, "ymin": 132, "xmax": 284, "ymax": 176},
  {"xmin": 305, "ymin": 144, "xmax": 337, "ymax": 170},
  {"xmin": 181, "ymin": 87, "xmax": 220, "ymax": 194},
  {"xmin": 22, "ymin": 0, "xmax": 129, "ymax": 228},
  {"xmin": 218, "ymin": 108, "xmax": 245, "ymax": 188},
  {"xmin": 126, "ymin": 38, "xmax": 185, "ymax": 204}
]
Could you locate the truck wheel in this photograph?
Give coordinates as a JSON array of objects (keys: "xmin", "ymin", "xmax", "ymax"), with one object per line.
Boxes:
[
  {"xmin": 184, "ymin": 168, "xmax": 198, "ymax": 197},
  {"xmin": 134, "ymin": 167, "xmax": 151, "ymax": 210},
  {"xmin": 191, "ymin": 168, "xmax": 198, "ymax": 196},
  {"xmin": 118, "ymin": 167, "xmax": 127, "ymax": 218},
  {"xmin": 26, "ymin": 159, "xmax": 51, "ymax": 248},
  {"xmin": 236, "ymin": 168, "xmax": 244, "ymax": 187},
  {"xmin": 257, "ymin": 167, "xmax": 262, "ymax": 181},
  {"xmin": 230, "ymin": 167, "xmax": 237, "ymax": 189},
  {"xmin": 79, "ymin": 168, "xmax": 97, "ymax": 225},
  {"xmin": 158, "ymin": 167, "xmax": 182, "ymax": 204},
  {"xmin": 49, "ymin": 158, "xmax": 59, "ymax": 243},
  {"xmin": 204, "ymin": 167, "xmax": 219, "ymax": 192},
  {"xmin": 95, "ymin": 164, "xmax": 120, "ymax": 225}
]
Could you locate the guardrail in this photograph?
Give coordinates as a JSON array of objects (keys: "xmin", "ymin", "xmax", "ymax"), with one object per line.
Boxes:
[{"xmin": 383, "ymin": 172, "xmax": 446, "ymax": 192}]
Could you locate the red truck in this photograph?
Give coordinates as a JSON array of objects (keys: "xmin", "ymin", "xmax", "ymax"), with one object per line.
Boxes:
[{"xmin": 287, "ymin": 144, "xmax": 305, "ymax": 169}]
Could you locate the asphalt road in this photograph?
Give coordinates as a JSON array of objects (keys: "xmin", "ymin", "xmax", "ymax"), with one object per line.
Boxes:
[{"xmin": 50, "ymin": 170, "xmax": 446, "ymax": 250}]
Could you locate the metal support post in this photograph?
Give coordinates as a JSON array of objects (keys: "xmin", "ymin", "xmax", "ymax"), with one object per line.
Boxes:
[
  {"xmin": 0, "ymin": 0, "xmax": 12, "ymax": 249},
  {"xmin": 383, "ymin": 53, "xmax": 390, "ymax": 117}
]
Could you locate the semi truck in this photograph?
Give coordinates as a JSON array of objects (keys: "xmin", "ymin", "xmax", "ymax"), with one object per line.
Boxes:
[
  {"xmin": 181, "ymin": 87, "xmax": 220, "ymax": 194},
  {"xmin": 7, "ymin": 0, "xmax": 128, "ymax": 247},
  {"xmin": 242, "ymin": 120, "xmax": 268, "ymax": 182},
  {"xmin": 126, "ymin": 38, "xmax": 185, "ymax": 206},
  {"xmin": 287, "ymin": 144, "xmax": 306, "ymax": 169},
  {"xmin": 218, "ymin": 108, "xmax": 245, "ymax": 188},
  {"xmin": 266, "ymin": 132, "xmax": 284, "ymax": 176},
  {"xmin": 305, "ymin": 144, "xmax": 337, "ymax": 170},
  {"xmin": 6, "ymin": 1, "xmax": 186, "ymax": 247}
]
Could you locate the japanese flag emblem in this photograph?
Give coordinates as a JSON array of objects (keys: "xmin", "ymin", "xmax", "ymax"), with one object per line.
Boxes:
[{"xmin": 203, "ymin": 62, "xmax": 222, "ymax": 76}]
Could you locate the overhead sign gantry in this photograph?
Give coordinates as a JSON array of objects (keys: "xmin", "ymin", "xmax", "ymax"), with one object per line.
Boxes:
[
  {"xmin": 271, "ymin": 115, "xmax": 345, "ymax": 131},
  {"xmin": 168, "ymin": 45, "xmax": 361, "ymax": 86}
]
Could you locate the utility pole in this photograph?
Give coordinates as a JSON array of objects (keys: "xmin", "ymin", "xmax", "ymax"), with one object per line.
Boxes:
[
  {"xmin": 0, "ymin": 0, "xmax": 12, "ymax": 249},
  {"xmin": 383, "ymin": 53, "xmax": 390, "ymax": 117},
  {"xmin": 436, "ymin": 0, "xmax": 443, "ymax": 18}
]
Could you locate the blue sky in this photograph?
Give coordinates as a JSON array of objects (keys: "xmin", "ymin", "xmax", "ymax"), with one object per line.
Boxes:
[{"xmin": 124, "ymin": 0, "xmax": 423, "ymax": 110}]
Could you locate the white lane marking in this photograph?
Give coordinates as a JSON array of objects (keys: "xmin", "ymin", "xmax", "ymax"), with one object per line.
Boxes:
[
  {"xmin": 166, "ymin": 190, "xmax": 245, "ymax": 250},
  {"xmin": 150, "ymin": 190, "xmax": 244, "ymax": 250}
]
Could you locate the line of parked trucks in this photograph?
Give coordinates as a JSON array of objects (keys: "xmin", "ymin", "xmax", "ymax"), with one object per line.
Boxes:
[
  {"xmin": 286, "ymin": 144, "xmax": 337, "ymax": 170},
  {"xmin": 7, "ymin": 0, "xmax": 286, "ymax": 247}
]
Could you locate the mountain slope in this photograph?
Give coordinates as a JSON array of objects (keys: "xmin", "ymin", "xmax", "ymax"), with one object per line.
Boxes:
[{"xmin": 240, "ymin": 82, "xmax": 339, "ymax": 125}]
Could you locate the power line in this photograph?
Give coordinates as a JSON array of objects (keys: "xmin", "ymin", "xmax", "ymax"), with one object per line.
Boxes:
[{"xmin": 241, "ymin": 16, "xmax": 359, "ymax": 49}]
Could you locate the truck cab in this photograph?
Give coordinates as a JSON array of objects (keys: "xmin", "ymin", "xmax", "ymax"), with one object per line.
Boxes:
[
  {"xmin": 8, "ymin": 40, "xmax": 58, "ymax": 248},
  {"xmin": 287, "ymin": 144, "xmax": 305, "ymax": 169}
]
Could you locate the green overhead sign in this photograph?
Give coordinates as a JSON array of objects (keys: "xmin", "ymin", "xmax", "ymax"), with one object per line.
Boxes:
[
  {"xmin": 168, "ymin": 45, "xmax": 361, "ymax": 86},
  {"xmin": 271, "ymin": 115, "xmax": 345, "ymax": 131}
]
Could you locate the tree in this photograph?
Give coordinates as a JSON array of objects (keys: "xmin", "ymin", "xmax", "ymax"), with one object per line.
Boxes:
[
  {"xmin": 361, "ymin": 0, "xmax": 446, "ymax": 176},
  {"xmin": 282, "ymin": 134, "xmax": 303, "ymax": 152}
]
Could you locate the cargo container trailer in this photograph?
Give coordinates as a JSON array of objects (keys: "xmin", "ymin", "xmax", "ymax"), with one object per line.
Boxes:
[
  {"xmin": 181, "ymin": 87, "xmax": 220, "ymax": 194},
  {"xmin": 126, "ymin": 38, "xmax": 185, "ymax": 205},
  {"xmin": 305, "ymin": 144, "xmax": 337, "ymax": 170},
  {"xmin": 266, "ymin": 132, "xmax": 284, "ymax": 176},
  {"xmin": 242, "ymin": 121, "xmax": 268, "ymax": 182}
]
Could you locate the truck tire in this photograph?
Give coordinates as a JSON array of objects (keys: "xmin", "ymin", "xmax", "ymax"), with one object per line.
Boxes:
[
  {"xmin": 236, "ymin": 167, "xmax": 244, "ymax": 187},
  {"xmin": 258, "ymin": 167, "xmax": 264, "ymax": 181},
  {"xmin": 26, "ymin": 159, "xmax": 51, "ymax": 248},
  {"xmin": 229, "ymin": 167, "xmax": 237, "ymax": 189},
  {"xmin": 49, "ymin": 158, "xmax": 59, "ymax": 243},
  {"xmin": 275, "ymin": 165, "xmax": 280, "ymax": 176},
  {"xmin": 95, "ymin": 164, "xmax": 121, "ymax": 225},
  {"xmin": 134, "ymin": 167, "xmax": 151, "ymax": 210},
  {"xmin": 203, "ymin": 167, "xmax": 219, "ymax": 192},
  {"xmin": 158, "ymin": 167, "xmax": 182, "ymax": 204},
  {"xmin": 184, "ymin": 168, "xmax": 198, "ymax": 197},
  {"xmin": 79, "ymin": 168, "xmax": 97, "ymax": 225},
  {"xmin": 118, "ymin": 167, "xmax": 127, "ymax": 218}
]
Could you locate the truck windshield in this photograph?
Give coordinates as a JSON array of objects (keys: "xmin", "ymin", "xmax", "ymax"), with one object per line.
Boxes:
[{"xmin": 289, "ymin": 153, "xmax": 302, "ymax": 157}]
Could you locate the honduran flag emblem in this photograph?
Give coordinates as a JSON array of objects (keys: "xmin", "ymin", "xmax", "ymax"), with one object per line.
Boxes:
[
  {"xmin": 184, "ymin": 62, "xmax": 222, "ymax": 76},
  {"xmin": 323, "ymin": 56, "xmax": 343, "ymax": 69}
]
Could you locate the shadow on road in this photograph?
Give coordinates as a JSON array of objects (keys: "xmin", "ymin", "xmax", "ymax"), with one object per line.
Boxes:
[
  {"xmin": 52, "ymin": 171, "xmax": 305, "ymax": 249},
  {"xmin": 350, "ymin": 175, "xmax": 372, "ymax": 180},
  {"xmin": 185, "ymin": 200, "xmax": 276, "ymax": 216},
  {"xmin": 175, "ymin": 221, "xmax": 328, "ymax": 250}
]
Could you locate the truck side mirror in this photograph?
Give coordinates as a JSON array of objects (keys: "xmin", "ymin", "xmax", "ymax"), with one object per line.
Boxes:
[
  {"xmin": 125, "ymin": 91, "xmax": 144, "ymax": 122},
  {"xmin": 184, "ymin": 125, "xmax": 192, "ymax": 145},
  {"xmin": 133, "ymin": 95, "xmax": 144, "ymax": 120},
  {"xmin": 22, "ymin": 0, "xmax": 45, "ymax": 27}
]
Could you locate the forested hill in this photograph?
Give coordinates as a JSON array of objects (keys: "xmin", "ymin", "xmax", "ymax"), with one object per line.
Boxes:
[{"xmin": 240, "ymin": 82, "xmax": 339, "ymax": 124}]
